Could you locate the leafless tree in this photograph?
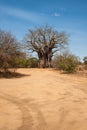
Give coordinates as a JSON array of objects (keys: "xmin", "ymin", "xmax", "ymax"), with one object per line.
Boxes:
[
  {"xmin": 24, "ymin": 25, "xmax": 68, "ymax": 68},
  {"xmin": 0, "ymin": 30, "xmax": 22, "ymax": 73}
]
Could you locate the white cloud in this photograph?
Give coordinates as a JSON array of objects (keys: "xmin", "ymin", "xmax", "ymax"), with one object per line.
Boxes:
[
  {"xmin": 52, "ymin": 12, "xmax": 60, "ymax": 17},
  {"xmin": 0, "ymin": 5, "xmax": 44, "ymax": 23}
]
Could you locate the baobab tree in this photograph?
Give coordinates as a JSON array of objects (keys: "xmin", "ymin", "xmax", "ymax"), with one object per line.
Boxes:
[{"xmin": 25, "ymin": 25, "xmax": 68, "ymax": 68}]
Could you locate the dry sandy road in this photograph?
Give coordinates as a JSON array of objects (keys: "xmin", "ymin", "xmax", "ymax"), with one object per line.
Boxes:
[{"xmin": 0, "ymin": 69, "xmax": 87, "ymax": 130}]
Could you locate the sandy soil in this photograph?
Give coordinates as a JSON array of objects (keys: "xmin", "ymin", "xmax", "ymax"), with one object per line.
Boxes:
[{"xmin": 0, "ymin": 68, "xmax": 87, "ymax": 130}]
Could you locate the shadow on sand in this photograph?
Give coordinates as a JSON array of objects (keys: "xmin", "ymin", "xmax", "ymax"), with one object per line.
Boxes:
[{"xmin": 0, "ymin": 70, "xmax": 31, "ymax": 79}]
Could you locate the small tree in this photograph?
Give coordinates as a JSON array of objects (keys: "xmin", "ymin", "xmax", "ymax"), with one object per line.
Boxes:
[
  {"xmin": 0, "ymin": 30, "xmax": 22, "ymax": 74},
  {"xmin": 24, "ymin": 25, "xmax": 68, "ymax": 68},
  {"xmin": 83, "ymin": 56, "xmax": 87, "ymax": 64},
  {"xmin": 53, "ymin": 53, "xmax": 79, "ymax": 73}
]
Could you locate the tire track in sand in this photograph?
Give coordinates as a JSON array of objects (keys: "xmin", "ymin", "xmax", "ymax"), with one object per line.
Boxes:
[{"xmin": 0, "ymin": 92, "xmax": 47, "ymax": 130}]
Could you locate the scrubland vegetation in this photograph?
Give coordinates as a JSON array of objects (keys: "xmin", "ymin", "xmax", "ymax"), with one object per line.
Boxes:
[{"xmin": 0, "ymin": 25, "xmax": 87, "ymax": 77}]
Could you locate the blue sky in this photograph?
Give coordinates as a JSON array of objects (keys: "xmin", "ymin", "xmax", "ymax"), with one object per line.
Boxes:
[{"xmin": 0, "ymin": 0, "xmax": 87, "ymax": 60}]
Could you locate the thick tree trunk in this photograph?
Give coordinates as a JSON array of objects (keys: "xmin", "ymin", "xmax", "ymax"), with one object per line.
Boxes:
[
  {"xmin": 38, "ymin": 58, "xmax": 46, "ymax": 68},
  {"xmin": 38, "ymin": 51, "xmax": 52, "ymax": 68},
  {"xmin": 38, "ymin": 56, "xmax": 52, "ymax": 68},
  {"xmin": 39, "ymin": 58, "xmax": 44, "ymax": 68}
]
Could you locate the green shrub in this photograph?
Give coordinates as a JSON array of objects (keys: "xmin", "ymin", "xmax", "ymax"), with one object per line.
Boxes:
[
  {"xmin": 83, "ymin": 56, "xmax": 87, "ymax": 64},
  {"xmin": 53, "ymin": 53, "xmax": 79, "ymax": 73},
  {"xmin": 59, "ymin": 58, "xmax": 76, "ymax": 73},
  {"xmin": 27, "ymin": 57, "xmax": 38, "ymax": 68},
  {"xmin": 12, "ymin": 57, "xmax": 38, "ymax": 68}
]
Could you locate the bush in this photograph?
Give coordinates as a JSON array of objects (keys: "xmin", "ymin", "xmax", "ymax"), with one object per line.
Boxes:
[
  {"xmin": 27, "ymin": 57, "xmax": 38, "ymax": 68},
  {"xmin": 53, "ymin": 53, "xmax": 79, "ymax": 73},
  {"xmin": 83, "ymin": 56, "xmax": 87, "ymax": 64},
  {"xmin": 14, "ymin": 58, "xmax": 29, "ymax": 68},
  {"xmin": 13, "ymin": 57, "xmax": 38, "ymax": 68}
]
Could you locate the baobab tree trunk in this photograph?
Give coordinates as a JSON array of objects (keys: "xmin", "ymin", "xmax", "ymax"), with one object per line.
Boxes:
[
  {"xmin": 39, "ymin": 58, "xmax": 44, "ymax": 68},
  {"xmin": 38, "ymin": 55, "xmax": 52, "ymax": 68},
  {"xmin": 38, "ymin": 52, "xmax": 44, "ymax": 68},
  {"xmin": 38, "ymin": 57, "xmax": 46, "ymax": 68}
]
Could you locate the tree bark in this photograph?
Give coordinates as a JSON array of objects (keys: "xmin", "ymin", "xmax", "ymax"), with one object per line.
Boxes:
[{"xmin": 38, "ymin": 55, "xmax": 51, "ymax": 68}]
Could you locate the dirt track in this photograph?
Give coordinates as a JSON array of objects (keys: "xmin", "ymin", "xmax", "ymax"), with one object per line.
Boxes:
[{"xmin": 0, "ymin": 69, "xmax": 87, "ymax": 130}]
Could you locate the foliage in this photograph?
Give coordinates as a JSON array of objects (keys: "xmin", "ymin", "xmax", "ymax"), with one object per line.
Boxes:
[
  {"xmin": 53, "ymin": 53, "xmax": 79, "ymax": 73},
  {"xmin": 27, "ymin": 57, "xmax": 38, "ymax": 68},
  {"xmin": 83, "ymin": 56, "xmax": 87, "ymax": 64},
  {"xmin": 0, "ymin": 30, "xmax": 23, "ymax": 73},
  {"xmin": 13, "ymin": 57, "xmax": 38, "ymax": 68}
]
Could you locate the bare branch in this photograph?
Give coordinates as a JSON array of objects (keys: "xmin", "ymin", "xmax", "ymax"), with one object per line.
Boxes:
[{"xmin": 24, "ymin": 25, "xmax": 68, "ymax": 68}]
